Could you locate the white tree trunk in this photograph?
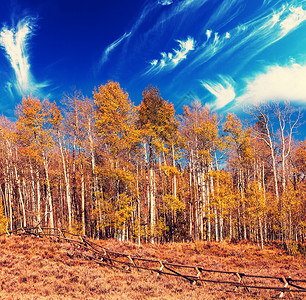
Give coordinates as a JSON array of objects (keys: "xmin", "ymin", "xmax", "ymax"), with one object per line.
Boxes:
[{"xmin": 42, "ymin": 150, "xmax": 54, "ymax": 228}]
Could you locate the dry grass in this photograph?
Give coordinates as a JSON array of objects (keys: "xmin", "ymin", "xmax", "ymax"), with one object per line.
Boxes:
[{"xmin": 0, "ymin": 235, "xmax": 305, "ymax": 299}]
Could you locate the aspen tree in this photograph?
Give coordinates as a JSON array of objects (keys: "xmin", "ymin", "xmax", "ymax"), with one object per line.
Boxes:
[
  {"xmin": 180, "ymin": 101, "xmax": 219, "ymax": 240},
  {"xmin": 248, "ymin": 106, "xmax": 279, "ymax": 206},
  {"xmin": 273, "ymin": 103, "xmax": 301, "ymax": 204},
  {"xmin": 61, "ymin": 91, "xmax": 93, "ymax": 234},
  {"xmin": 287, "ymin": 142, "xmax": 306, "ymax": 241},
  {"xmin": 138, "ymin": 85, "xmax": 178, "ymax": 243},
  {"xmin": 16, "ymin": 96, "xmax": 57, "ymax": 228},
  {"xmin": 223, "ymin": 113, "xmax": 253, "ymax": 240},
  {"xmin": 94, "ymin": 81, "xmax": 139, "ymax": 241},
  {"xmin": 249, "ymin": 103, "xmax": 301, "ymax": 241},
  {"xmin": 51, "ymin": 104, "xmax": 72, "ymax": 231},
  {"xmin": 0, "ymin": 117, "xmax": 15, "ymax": 229}
]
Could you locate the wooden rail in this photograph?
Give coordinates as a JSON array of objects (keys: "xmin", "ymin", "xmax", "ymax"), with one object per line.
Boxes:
[{"xmin": 1, "ymin": 227, "xmax": 305, "ymax": 298}]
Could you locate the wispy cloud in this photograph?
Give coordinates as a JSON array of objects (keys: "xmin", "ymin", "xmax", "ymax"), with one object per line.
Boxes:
[
  {"xmin": 206, "ymin": 29, "xmax": 212, "ymax": 40},
  {"xmin": 158, "ymin": 0, "xmax": 173, "ymax": 5},
  {"xmin": 146, "ymin": 36, "xmax": 195, "ymax": 74},
  {"xmin": 178, "ymin": 0, "xmax": 209, "ymax": 11},
  {"xmin": 185, "ymin": 30, "xmax": 231, "ymax": 70},
  {"xmin": 237, "ymin": 63, "xmax": 306, "ymax": 105},
  {"xmin": 156, "ymin": 0, "xmax": 210, "ymax": 30},
  {"xmin": 95, "ymin": 0, "xmax": 209, "ymax": 74},
  {"xmin": 178, "ymin": 2, "xmax": 306, "ymax": 78},
  {"xmin": 280, "ymin": 6, "xmax": 306, "ymax": 35},
  {"xmin": 95, "ymin": 2, "xmax": 157, "ymax": 72},
  {"xmin": 0, "ymin": 17, "xmax": 48, "ymax": 97},
  {"xmin": 202, "ymin": 75, "xmax": 235, "ymax": 109},
  {"xmin": 132, "ymin": 2, "xmax": 208, "ymax": 47},
  {"xmin": 225, "ymin": 3, "xmax": 306, "ymax": 58},
  {"xmin": 206, "ymin": 0, "xmax": 243, "ymax": 30},
  {"xmin": 99, "ymin": 31, "xmax": 131, "ymax": 66}
]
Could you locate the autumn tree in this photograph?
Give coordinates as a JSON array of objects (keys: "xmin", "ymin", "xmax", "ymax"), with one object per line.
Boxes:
[
  {"xmin": 138, "ymin": 85, "xmax": 178, "ymax": 243},
  {"xmin": 248, "ymin": 103, "xmax": 301, "ymax": 241},
  {"xmin": 60, "ymin": 91, "xmax": 97, "ymax": 235},
  {"xmin": 94, "ymin": 81, "xmax": 139, "ymax": 241},
  {"xmin": 286, "ymin": 141, "xmax": 306, "ymax": 242},
  {"xmin": 16, "ymin": 96, "xmax": 59, "ymax": 228},
  {"xmin": 180, "ymin": 101, "xmax": 219, "ymax": 241},
  {"xmin": 0, "ymin": 81, "xmax": 304, "ymax": 246},
  {"xmin": 0, "ymin": 117, "xmax": 16, "ymax": 229},
  {"xmin": 223, "ymin": 113, "xmax": 253, "ymax": 240}
]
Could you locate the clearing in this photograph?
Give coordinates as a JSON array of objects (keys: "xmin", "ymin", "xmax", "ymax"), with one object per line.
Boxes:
[{"xmin": 0, "ymin": 234, "xmax": 305, "ymax": 299}]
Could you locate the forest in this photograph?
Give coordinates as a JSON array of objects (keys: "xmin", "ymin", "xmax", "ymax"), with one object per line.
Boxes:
[{"xmin": 0, "ymin": 81, "xmax": 305, "ymax": 247}]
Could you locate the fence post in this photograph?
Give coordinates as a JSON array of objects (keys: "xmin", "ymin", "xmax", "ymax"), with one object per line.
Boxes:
[
  {"xmin": 128, "ymin": 255, "xmax": 138, "ymax": 271},
  {"xmin": 103, "ymin": 248, "xmax": 113, "ymax": 265},
  {"xmin": 194, "ymin": 267, "xmax": 204, "ymax": 286},
  {"xmin": 58, "ymin": 228, "xmax": 66, "ymax": 238},
  {"xmin": 279, "ymin": 277, "xmax": 293, "ymax": 298},
  {"xmin": 235, "ymin": 273, "xmax": 249, "ymax": 293},
  {"xmin": 157, "ymin": 260, "xmax": 164, "ymax": 277}
]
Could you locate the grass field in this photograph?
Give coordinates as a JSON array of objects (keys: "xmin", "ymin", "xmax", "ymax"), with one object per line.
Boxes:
[{"xmin": 0, "ymin": 235, "xmax": 305, "ymax": 299}]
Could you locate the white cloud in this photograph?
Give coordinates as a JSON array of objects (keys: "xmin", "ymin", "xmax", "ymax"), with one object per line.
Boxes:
[
  {"xmin": 280, "ymin": 6, "xmax": 306, "ymax": 35},
  {"xmin": 202, "ymin": 75, "xmax": 236, "ymax": 109},
  {"xmin": 181, "ymin": 2, "xmax": 306, "ymax": 77},
  {"xmin": 238, "ymin": 63, "xmax": 306, "ymax": 105},
  {"xmin": 177, "ymin": 0, "xmax": 209, "ymax": 12},
  {"xmin": 270, "ymin": 6, "xmax": 285, "ymax": 27},
  {"xmin": 225, "ymin": 4, "xmax": 306, "ymax": 65},
  {"xmin": 0, "ymin": 17, "xmax": 47, "ymax": 96},
  {"xmin": 105, "ymin": 0, "xmax": 208, "ymax": 75},
  {"xmin": 158, "ymin": 0, "xmax": 173, "ymax": 5},
  {"xmin": 263, "ymin": 0, "xmax": 273, "ymax": 5},
  {"xmin": 100, "ymin": 32, "xmax": 131, "ymax": 66},
  {"xmin": 206, "ymin": 29, "xmax": 212, "ymax": 40},
  {"xmin": 212, "ymin": 32, "xmax": 219, "ymax": 50},
  {"xmin": 206, "ymin": 0, "xmax": 242, "ymax": 29},
  {"xmin": 150, "ymin": 59, "xmax": 158, "ymax": 66},
  {"xmin": 150, "ymin": 0, "xmax": 209, "ymax": 33},
  {"xmin": 186, "ymin": 30, "xmax": 232, "ymax": 70},
  {"xmin": 147, "ymin": 36, "xmax": 195, "ymax": 74},
  {"xmin": 5, "ymin": 82, "xmax": 13, "ymax": 98}
]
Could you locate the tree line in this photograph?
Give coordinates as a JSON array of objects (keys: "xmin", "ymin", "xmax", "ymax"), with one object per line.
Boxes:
[{"xmin": 0, "ymin": 81, "xmax": 305, "ymax": 246}]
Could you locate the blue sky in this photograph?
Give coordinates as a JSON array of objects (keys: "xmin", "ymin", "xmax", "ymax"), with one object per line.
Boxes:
[{"xmin": 1, "ymin": 0, "xmax": 306, "ymax": 117}]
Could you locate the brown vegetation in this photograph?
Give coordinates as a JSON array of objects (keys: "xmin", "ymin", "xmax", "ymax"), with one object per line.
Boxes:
[{"xmin": 0, "ymin": 235, "xmax": 305, "ymax": 299}]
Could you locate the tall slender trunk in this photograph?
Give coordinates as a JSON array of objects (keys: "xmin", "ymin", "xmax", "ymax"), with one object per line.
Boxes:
[
  {"xmin": 172, "ymin": 144, "xmax": 177, "ymax": 199},
  {"xmin": 58, "ymin": 134, "xmax": 72, "ymax": 231},
  {"xmin": 198, "ymin": 168, "xmax": 204, "ymax": 239},
  {"xmin": 136, "ymin": 164, "xmax": 141, "ymax": 245},
  {"xmin": 29, "ymin": 160, "xmax": 37, "ymax": 224},
  {"xmin": 13, "ymin": 164, "xmax": 26, "ymax": 227},
  {"xmin": 5, "ymin": 162, "xmax": 13, "ymax": 230},
  {"xmin": 238, "ymin": 168, "xmax": 247, "ymax": 240},
  {"xmin": 206, "ymin": 179, "xmax": 211, "ymax": 241},
  {"xmin": 210, "ymin": 170, "xmax": 218, "ymax": 241},
  {"xmin": 189, "ymin": 148, "xmax": 194, "ymax": 239},
  {"xmin": 229, "ymin": 210, "xmax": 233, "ymax": 240},
  {"xmin": 42, "ymin": 150, "xmax": 54, "ymax": 228},
  {"xmin": 88, "ymin": 116, "xmax": 98, "ymax": 237},
  {"xmin": 80, "ymin": 155, "xmax": 85, "ymax": 236},
  {"xmin": 36, "ymin": 166, "xmax": 41, "ymax": 224},
  {"xmin": 149, "ymin": 167, "xmax": 155, "ymax": 244},
  {"xmin": 270, "ymin": 147, "xmax": 280, "ymax": 207},
  {"xmin": 259, "ymin": 216, "xmax": 264, "ymax": 249}
]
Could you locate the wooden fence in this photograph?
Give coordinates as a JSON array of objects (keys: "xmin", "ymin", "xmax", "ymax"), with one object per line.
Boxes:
[{"xmin": 1, "ymin": 226, "xmax": 305, "ymax": 298}]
